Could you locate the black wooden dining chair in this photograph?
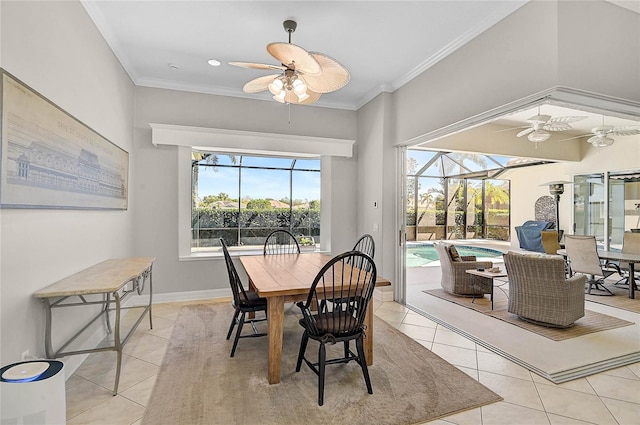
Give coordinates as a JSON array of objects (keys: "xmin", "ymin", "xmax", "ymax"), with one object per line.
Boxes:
[
  {"xmin": 295, "ymin": 250, "xmax": 377, "ymax": 406},
  {"xmin": 263, "ymin": 229, "xmax": 301, "ymax": 255},
  {"xmin": 352, "ymin": 233, "xmax": 375, "ymax": 259},
  {"xmin": 324, "ymin": 234, "xmax": 376, "ymax": 311},
  {"xmin": 220, "ymin": 238, "xmax": 268, "ymax": 357}
]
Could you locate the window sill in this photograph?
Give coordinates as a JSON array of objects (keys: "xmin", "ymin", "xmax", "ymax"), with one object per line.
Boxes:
[
  {"xmin": 179, "ymin": 249, "xmax": 264, "ymax": 261},
  {"xmin": 179, "ymin": 248, "xmax": 323, "ymax": 261}
]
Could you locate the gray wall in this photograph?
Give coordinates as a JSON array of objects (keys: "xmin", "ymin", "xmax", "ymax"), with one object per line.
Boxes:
[
  {"xmin": 132, "ymin": 87, "xmax": 358, "ymax": 298},
  {"xmin": 364, "ymin": 0, "xmax": 640, "ymax": 287},
  {"xmin": 0, "ymin": 1, "xmax": 135, "ymax": 365}
]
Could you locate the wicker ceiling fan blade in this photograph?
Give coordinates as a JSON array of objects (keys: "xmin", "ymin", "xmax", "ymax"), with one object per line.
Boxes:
[
  {"xmin": 242, "ymin": 74, "xmax": 281, "ymax": 93},
  {"xmin": 547, "ymin": 115, "xmax": 588, "ymax": 124},
  {"xmin": 229, "ymin": 62, "xmax": 286, "ymax": 71},
  {"xmin": 267, "ymin": 42, "xmax": 321, "ymax": 75},
  {"xmin": 300, "ymin": 53, "xmax": 350, "ymax": 93},
  {"xmin": 610, "ymin": 126, "xmax": 640, "ymax": 137},
  {"xmin": 543, "ymin": 123, "xmax": 575, "ymax": 131}
]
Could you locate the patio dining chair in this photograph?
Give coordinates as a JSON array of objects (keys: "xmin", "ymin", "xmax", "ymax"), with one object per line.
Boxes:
[
  {"xmin": 295, "ymin": 250, "xmax": 377, "ymax": 406},
  {"xmin": 540, "ymin": 230, "xmax": 562, "ymax": 255},
  {"xmin": 564, "ymin": 235, "xmax": 615, "ymax": 295}
]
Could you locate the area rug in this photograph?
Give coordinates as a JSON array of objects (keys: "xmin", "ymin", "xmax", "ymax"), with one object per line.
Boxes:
[
  {"xmin": 425, "ymin": 288, "xmax": 634, "ymax": 341},
  {"xmin": 585, "ymin": 284, "xmax": 640, "ymax": 314},
  {"xmin": 142, "ymin": 303, "xmax": 502, "ymax": 425}
]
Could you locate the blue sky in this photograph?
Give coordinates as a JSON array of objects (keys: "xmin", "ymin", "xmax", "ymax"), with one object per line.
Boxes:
[{"xmin": 196, "ymin": 158, "xmax": 320, "ymax": 201}]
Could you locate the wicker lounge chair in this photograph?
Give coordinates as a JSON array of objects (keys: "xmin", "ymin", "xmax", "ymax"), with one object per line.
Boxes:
[
  {"xmin": 434, "ymin": 242, "xmax": 493, "ymax": 296},
  {"xmin": 504, "ymin": 251, "xmax": 586, "ymax": 328}
]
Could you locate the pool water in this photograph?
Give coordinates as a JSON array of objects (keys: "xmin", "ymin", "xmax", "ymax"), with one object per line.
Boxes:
[{"xmin": 406, "ymin": 243, "xmax": 503, "ymax": 267}]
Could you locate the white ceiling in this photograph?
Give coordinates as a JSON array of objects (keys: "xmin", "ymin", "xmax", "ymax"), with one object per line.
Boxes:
[
  {"xmin": 82, "ymin": 0, "xmax": 529, "ymax": 110},
  {"xmin": 82, "ymin": 0, "xmax": 639, "ymax": 145}
]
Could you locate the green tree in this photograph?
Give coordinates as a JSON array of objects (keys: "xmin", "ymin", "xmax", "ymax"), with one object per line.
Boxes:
[
  {"xmin": 309, "ymin": 200, "xmax": 320, "ymax": 210},
  {"xmin": 484, "ymin": 181, "xmax": 510, "ymax": 207},
  {"xmin": 418, "ymin": 191, "xmax": 433, "ymax": 207},
  {"xmin": 200, "ymin": 195, "xmax": 217, "ymax": 207},
  {"xmin": 246, "ymin": 199, "xmax": 272, "ymax": 209}
]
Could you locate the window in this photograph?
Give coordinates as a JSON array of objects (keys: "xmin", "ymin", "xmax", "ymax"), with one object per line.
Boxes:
[
  {"xmin": 191, "ymin": 152, "xmax": 321, "ymax": 252},
  {"xmin": 406, "ymin": 150, "xmax": 513, "ymax": 241},
  {"xmin": 573, "ymin": 170, "xmax": 640, "ymax": 250}
]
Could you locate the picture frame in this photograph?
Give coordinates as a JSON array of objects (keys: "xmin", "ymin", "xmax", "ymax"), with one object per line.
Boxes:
[{"xmin": 0, "ymin": 69, "xmax": 128, "ymax": 210}]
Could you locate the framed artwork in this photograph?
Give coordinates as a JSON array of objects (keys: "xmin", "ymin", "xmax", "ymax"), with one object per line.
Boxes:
[{"xmin": 0, "ymin": 69, "xmax": 128, "ymax": 209}]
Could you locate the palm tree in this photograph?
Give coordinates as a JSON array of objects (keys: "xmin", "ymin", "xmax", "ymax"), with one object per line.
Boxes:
[
  {"xmin": 418, "ymin": 192, "xmax": 433, "ymax": 207},
  {"xmin": 191, "ymin": 153, "xmax": 237, "ymax": 208},
  {"xmin": 484, "ymin": 181, "xmax": 510, "ymax": 207}
]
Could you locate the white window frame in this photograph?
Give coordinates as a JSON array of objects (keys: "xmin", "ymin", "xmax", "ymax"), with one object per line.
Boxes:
[{"xmin": 149, "ymin": 124, "xmax": 354, "ymax": 260}]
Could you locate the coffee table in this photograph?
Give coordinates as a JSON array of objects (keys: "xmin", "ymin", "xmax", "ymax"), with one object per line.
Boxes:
[{"xmin": 465, "ymin": 268, "xmax": 508, "ymax": 310}]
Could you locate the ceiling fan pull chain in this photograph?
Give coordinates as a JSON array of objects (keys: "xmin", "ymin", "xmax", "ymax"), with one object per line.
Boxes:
[{"xmin": 288, "ymin": 103, "xmax": 291, "ymax": 125}]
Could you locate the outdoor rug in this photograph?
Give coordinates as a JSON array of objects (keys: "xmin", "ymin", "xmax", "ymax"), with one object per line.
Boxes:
[
  {"xmin": 142, "ymin": 303, "xmax": 502, "ymax": 425},
  {"xmin": 585, "ymin": 284, "xmax": 640, "ymax": 314},
  {"xmin": 425, "ymin": 288, "xmax": 634, "ymax": 341}
]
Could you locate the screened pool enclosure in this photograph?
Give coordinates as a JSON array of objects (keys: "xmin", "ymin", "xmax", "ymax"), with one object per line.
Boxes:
[{"xmin": 406, "ymin": 150, "xmax": 546, "ymax": 242}]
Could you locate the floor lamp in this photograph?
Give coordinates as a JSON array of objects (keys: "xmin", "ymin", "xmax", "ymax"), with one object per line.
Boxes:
[{"xmin": 541, "ymin": 180, "xmax": 572, "ymax": 240}]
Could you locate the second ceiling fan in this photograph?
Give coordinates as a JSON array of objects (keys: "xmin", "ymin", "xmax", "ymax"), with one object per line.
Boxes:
[
  {"xmin": 509, "ymin": 107, "xmax": 588, "ymax": 143},
  {"xmin": 229, "ymin": 20, "xmax": 350, "ymax": 105}
]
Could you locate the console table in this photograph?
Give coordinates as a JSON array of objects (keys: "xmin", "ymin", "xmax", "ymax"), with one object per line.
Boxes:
[{"xmin": 34, "ymin": 257, "xmax": 154, "ymax": 395}]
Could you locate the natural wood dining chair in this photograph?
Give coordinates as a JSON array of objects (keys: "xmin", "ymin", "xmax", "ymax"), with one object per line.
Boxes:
[
  {"xmin": 295, "ymin": 250, "xmax": 377, "ymax": 406},
  {"xmin": 263, "ymin": 229, "xmax": 301, "ymax": 255},
  {"xmin": 220, "ymin": 238, "xmax": 268, "ymax": 357}
]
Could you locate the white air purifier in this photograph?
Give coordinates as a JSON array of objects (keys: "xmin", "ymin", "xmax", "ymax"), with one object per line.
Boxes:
[{"xmin": 0, "ymin": 360, "xmax": 66, "ymax": 425}]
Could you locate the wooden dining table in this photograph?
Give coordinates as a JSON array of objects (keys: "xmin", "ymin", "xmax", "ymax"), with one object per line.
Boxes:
[{"xmin": 239, "ymin": 252, "xmax": 391, "ymax": 384}]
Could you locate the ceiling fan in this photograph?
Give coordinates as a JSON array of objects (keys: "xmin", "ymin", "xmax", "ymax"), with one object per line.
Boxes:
[
  {"xmin": 500, "ymin": 107, "xmax": 587, "ymax": 143},
  {"xmin": 558, "ymin": 118, "xmax": 640, "ymax": 147},
  {"xmin": 229, "ymin": 20, "xmax": 350, "ymax": 105}
]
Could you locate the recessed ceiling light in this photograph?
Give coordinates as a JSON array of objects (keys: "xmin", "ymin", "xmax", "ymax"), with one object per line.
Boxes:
[{"xmin": 208, "ymin": 59, "xmax": 221, "ymax": 67}]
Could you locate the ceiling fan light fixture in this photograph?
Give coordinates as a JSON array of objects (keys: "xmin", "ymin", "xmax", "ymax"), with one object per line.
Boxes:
[
  {"xmin": 528, "ymin": 129, "xmax": 551, "ymax": 143},
  {"xmin": 273, "ymin": 90, "xmax": 286, "ymax": 103},
  {"xmin": 292, "ymin": 78, "xmax": 306, "ymax": 94},
  {"xmin": 268, "ymin": 78, "xmax": 284, "ymax": 95},
  {"xmin": 590, "ymin": 135, "xmax": 615, "ymax": 147},
  {"xmin": 230, "ymin": 20, "xmax": 349, "ymax": 106}
]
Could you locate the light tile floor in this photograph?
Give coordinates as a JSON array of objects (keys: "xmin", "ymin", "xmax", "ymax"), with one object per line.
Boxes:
[{"xmin": 65, "ymin": 299, "xmax": 640, "ymax": 425}]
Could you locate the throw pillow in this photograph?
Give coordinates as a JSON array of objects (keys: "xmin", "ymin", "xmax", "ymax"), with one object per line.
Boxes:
[{"xmin": 449, "ymin": 245, "xmax": 461, "ymax": 262}]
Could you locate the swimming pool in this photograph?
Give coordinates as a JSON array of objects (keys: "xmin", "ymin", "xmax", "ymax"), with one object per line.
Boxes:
[{"xmin": 406, "ymin": 243, "xmax": 503, "ymax": 267}]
